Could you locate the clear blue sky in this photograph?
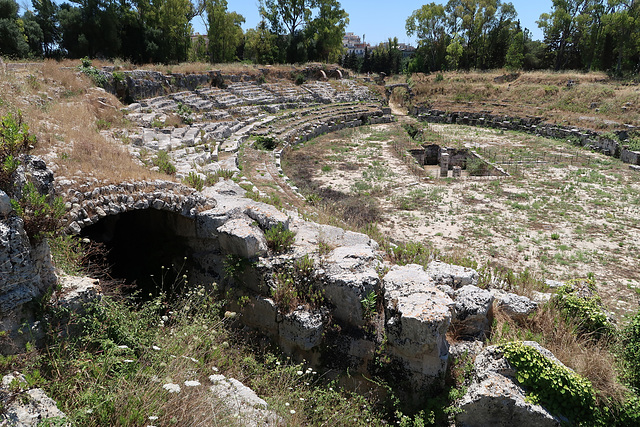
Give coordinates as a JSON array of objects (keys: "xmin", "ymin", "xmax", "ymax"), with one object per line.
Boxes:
[{"xmin": 193, "ymin": 0, "xmax": 552, "ymax": 44}]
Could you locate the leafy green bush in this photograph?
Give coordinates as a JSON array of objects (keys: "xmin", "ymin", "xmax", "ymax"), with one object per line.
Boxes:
[
  {"xmin": 620, "ymin": 310, "xmax": 640, "ymax": 391},
  {"xmin": 265, "ymin": 223, "xmax": 296, "ymax": 253},
  {"xmin": 152, "ymin": 150, "xmax": 176, "ymax": 175},
  {"xmin": 11, "ymin": 182, "xmax": 65, "ymax": 243},
  {"xmin": 78, "ymin": 60, "xmax": 107, "ymax": 87},
  {"xmin": 502, "ymin": 341, "xmax": 596, "ymax": 424},
  {"xmin": 175, "ymin": 102, "xmax": 193, "ymax": 125},
  {"xmin": 554, "ymin": 280, "xmax": 614, "ymax": 339},
  {"xmin": 1, "ymin": 111, "xmax": 35, "ymax": 192},
  {"xmin": 294, "ymin": 73, "xmax": 306, "ymax": 85},
  {"xmin": 112, "ymin": 71, "xmax": 125, "ymax": 83}
]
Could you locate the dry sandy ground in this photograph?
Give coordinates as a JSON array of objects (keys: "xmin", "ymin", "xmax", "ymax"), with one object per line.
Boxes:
[{"xmin": 274, "ymin": 119, "xmax": 640, "ymax": 319}]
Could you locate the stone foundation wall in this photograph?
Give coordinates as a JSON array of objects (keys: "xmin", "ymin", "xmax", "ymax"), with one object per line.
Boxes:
[{"xmin": 410, "ymin": 106, "xmax": 640, "ymax": 165}]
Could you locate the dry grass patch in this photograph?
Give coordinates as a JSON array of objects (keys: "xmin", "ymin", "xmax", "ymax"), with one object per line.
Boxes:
[
  {"xmin": 409, "ymin": 70, "xmax": 640, "ymax": 129},
  {"xmin": 490, "ymin": 304, "xmax": 627, "ymax": 406},
  {"xmin": 1, "ymin": 63, "xmax": 167, "ymax": 185}
]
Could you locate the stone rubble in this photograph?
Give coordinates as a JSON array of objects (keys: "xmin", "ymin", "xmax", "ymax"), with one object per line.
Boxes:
[
  {"xmin": 209, "ymin": 374, "xmax": 281, "ymax": 426},
  {"xmin": 1, "ymin": 373, "xmax": 68, "ymax": 426},
  {"xmin": 456, "ymin": 342, "xmax": 563, "ymax": 427}
]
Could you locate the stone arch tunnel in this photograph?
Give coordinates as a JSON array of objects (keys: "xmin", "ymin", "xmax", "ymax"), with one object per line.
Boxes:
[{"xmin": 63, "ymin": 180, "xmax": 220, "ymax": 295}]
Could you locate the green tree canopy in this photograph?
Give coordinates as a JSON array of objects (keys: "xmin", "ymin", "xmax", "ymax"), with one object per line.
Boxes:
[
  {"xmin": 0, "ymin": 0, "xmax": 29, "ymax": 57},
  {"xmin": 205, "ymin": 0, "xmax": 245, "ymax": 63}
]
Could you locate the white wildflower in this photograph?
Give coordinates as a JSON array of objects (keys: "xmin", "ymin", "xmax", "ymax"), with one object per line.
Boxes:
[
  {"xmin": 152, "ymin": 345, "xmax": 161, "ymax": 351},
  {"xmin": 117, "ymin": 345, "xmax": 129, "ymax": 349},
  {"xmin": 184, "ymin": 380, "xmax": 201, "ymax": 387},
  {"xmin": 148, "ymin": 416, "xmax": 159, "ymax": 421},
  {"xmin": 296, "ymin": 370, "xmax": 303, "ymax": 375},
  {"xmin": 212, "ymin": 366, "xmax": 219, "ymax": 372},
  {"xmin": 290, "ymin": 410, "xmax": 296, "ymax": 414},
  {"xmin": 123, "ymin": 359, "xmax": 134, "ymax": 363},
  {"xmin": 163, "ymin": 383, "xmax": 181, "ymax": 393}
]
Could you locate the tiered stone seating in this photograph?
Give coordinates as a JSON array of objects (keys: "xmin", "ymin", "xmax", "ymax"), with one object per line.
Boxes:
[
  {"xmin": 227, "ymin": 82, "xmax": 277, "ymax": 105},
  {"xmin": 196, "ymin": 87, "xmax": 244, "ymax": 108}
]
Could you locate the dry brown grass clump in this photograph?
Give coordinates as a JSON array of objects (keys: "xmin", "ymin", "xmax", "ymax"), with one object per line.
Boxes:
[
  {"xmin": 490, "ymin": 304, "xmax": 627, "ymax": 406},
  {"xmin": 1, "ymin": 62, "xmax": 167, "ymax": 186},
  {"xmin": 409, "ymin": 70, "xmax": 640, "ymax": 129}
]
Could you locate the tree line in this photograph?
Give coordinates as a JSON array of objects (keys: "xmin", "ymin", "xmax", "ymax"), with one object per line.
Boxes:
[
  {"xmin": 1, "ymin": 0, "xmax": 638, "ymax": 75},
  {"xmin": 404, "ymin": 0, "xmax": 640, "ymax": 75},
  {"xmin": 0, "ymin": 0, "xmax": 348, "ymax": 65}
]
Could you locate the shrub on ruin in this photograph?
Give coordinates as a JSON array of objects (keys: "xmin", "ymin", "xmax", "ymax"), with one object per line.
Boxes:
[
  {"xmin": 554, "ymin": 279, "xmax": 614, "ymax": 339},
  {"xmin": 254, "ymin": 135, "xmax": 277, "ymax": 150},
  {"xmin": 152, "ymin": 150, "xmax": 176, "ymax": 175},
  {"xmin": 0, "ymin": 111, "xmax": 35, "ymax": 192},
  {"xmin": 10, "ymin": 181, "xmax": 65, "ymax": 242},
  {"xmin": 502, "ymin": 341, "xmax": 597, "ymax": 425},
  {"xmin": 465, "ymin": 156, "xmax": 487, "ymax": 176},
  {"xmin": 271, "ymin": 255, "xmax": 324, "ymax": 313},
  {"xmin": 265, "ymin": 223, "xmax": 296, "ymax": 253},
  {"xmin": 183, "ymin": 171, "xmax": 204, "ymax": 191}
]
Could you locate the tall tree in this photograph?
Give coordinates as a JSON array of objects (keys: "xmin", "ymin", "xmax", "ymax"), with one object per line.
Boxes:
[
  {"xmin": 245, "ymin": 20, "xmax": 278, "ymax": 64},
  {"xmin": 205, "ymin": 0, "xmax": 244, "ymax": 63},
  {"xmin": 33, "ymin": 0, "xmax": 59, "ymax": 56},
  {"xmin": 537, "ymin": 0, "xmax": 590, "ymax": 70},
  {"xmin": 0, "ymin": 0, "xmax": 30, "ymax": 57},
  {"xmin": 306, "ymin": 0, "xmax": 348, "ymax": 62},
  {"xmin": 505, "ymin": 28, "xmax": 524, "ymax": 69},
  {"xmin": 141, "ymin": 0, "xmax": 193, "ymax": 63},
  {"xmin": 22, "ymin": 11, "xmax": 44, "ymax": 56},
  {"xmin": 406, "ymin": 2, "xmax": 448, "ymax": 71}
]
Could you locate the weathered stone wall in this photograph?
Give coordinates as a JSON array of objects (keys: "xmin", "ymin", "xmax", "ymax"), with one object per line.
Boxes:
[
  {"xmin": 411, "ymin": 106, "xmax": 640, "ymax": 165},
  {"xmin": 62, "ymin": 180, "xmax": 213, "ymax": 234}
]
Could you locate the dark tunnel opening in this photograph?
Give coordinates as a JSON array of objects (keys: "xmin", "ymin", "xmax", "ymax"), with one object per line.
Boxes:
[{"xmin": 80, "ymin": 209, "xmax": 196, "ymax": 298}]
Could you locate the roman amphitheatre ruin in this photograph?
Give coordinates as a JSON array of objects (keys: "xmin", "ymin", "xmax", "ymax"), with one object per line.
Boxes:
[{"xmin": 2, "ymin": 62, "xmax": 640, "ymax": 425}]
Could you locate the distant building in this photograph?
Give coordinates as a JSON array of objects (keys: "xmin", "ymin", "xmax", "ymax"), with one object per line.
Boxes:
[
  {"xmin": 342, "ymin": 32, "xmax": 370, "ymax": 58},
  {"xmin": 376, "ymin": 41, "xmax": 417, "ymax": 59}
]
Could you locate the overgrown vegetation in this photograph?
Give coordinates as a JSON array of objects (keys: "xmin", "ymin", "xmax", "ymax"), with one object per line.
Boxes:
[
  {"xmin": 152, "ymin": 150, "xmax": 176, "ymax": 175},
  {"xmin": 0, "ymin": 111, "xmax": 35, "ymax": 191},
  {"xmin": 1, "ymin": 112, "xmax": 64, "ymax": 242},
  {"xmin": 4, "ymin": 284, "xmax": 403, "ymax": 426},
  {"xmin": 265, "ymin": 223, "xmax": 296, "ymax": 253},
  {"xmin": 502, "ymin": 341, "xmax": 597, "ymax": 424},
  {"xmin": 271, "ymin": 255, "xmax": 325, "ymax": 313}
]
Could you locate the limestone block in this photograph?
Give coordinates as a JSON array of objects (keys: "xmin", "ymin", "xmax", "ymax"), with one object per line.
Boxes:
[
  {"xmin": 453, "ymin": 285, "xmax": 494, "ymax": 337},
  {"xmin": 426, "ymin": 261, "xmax": 478, "ymax": 288},
  {"xmin": 279, "ymin": 309, "xmax": 325, "ymax": 352},
  {"xmin": 236, "ymin": 294, "xmax": 278, "ymax": 336},
  {"xmin": 456, "ymin": 343, "xmax": 563, "ymax": 427},
  {"xmin": 323, "ymin": 245, "xmax": 380, "ymax": 326},
  {"xmin": 0, "ymin": 190, "xmax": 12, "ymax": 216},
  {"xmin": 56, "ymin": 275, "xmax": 101, "ymax": 313},
  {"xmin": 0, "ymin": 217, "xmax": 40, "ymax": 314},
  {"xmin": 383, "ymin": 264, "xmax": 454, "ymax": 383},
  {"xmin": 209, "ymin": 374, "xmax": 281, "ymax": 426},
  {"xmin": 217, "ymin": 218, "xmax": 268, "ymax": 259},
  {"xmin": 1, "ymin": 373, "xmax": 67, "ymax": 426},
  {"xmin": 244, "ymin": 203, "xmax": 290, "ymax": 231},
  {"xmin": 196, "ymin": 209, "xmax": 231, "ymax": 238},
  {"xmin": 490, "ymin": 289, "xmax": 538, "ymax": 319}
]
